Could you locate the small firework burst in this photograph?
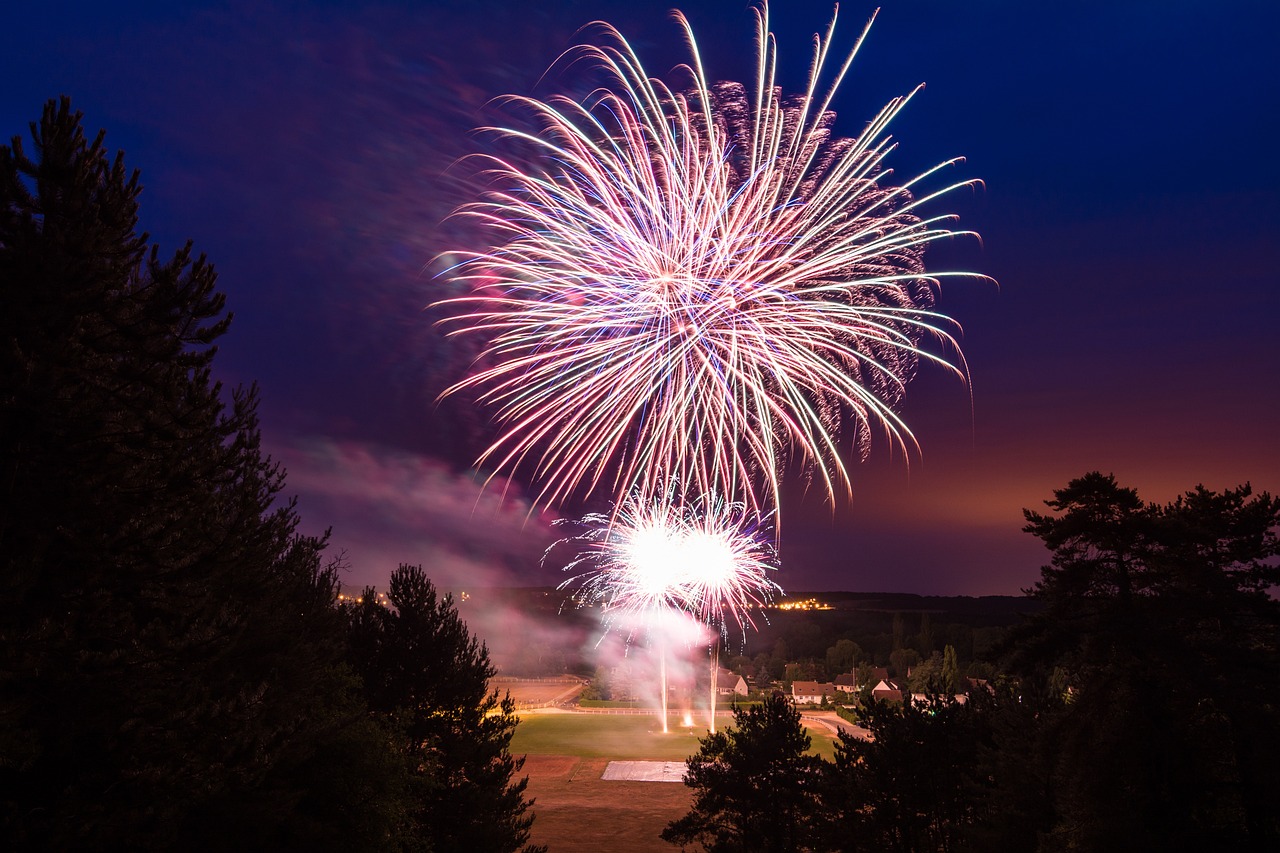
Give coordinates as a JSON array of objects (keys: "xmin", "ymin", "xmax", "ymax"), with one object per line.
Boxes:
[{"xmin": 554, "ymin": 485, "xmax": 781, "ymax": 642}]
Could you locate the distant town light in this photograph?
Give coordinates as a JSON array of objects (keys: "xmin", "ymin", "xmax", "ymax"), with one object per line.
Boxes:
[{"xmin": 772, "ymin": 598, "xmax": 832, "ymax": 611}]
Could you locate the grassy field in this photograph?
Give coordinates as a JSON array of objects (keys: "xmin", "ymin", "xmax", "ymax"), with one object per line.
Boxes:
[
  {"xmin": 512, "ymin": 711, "xmax": 841, "ymax": 852},
  {"xmin": 512, "ymin": 714, "xmax": 708, "ymax": 760},
  {"xmin": 511, "ymin": 711, "xmax": 840, "ymax": 761}
]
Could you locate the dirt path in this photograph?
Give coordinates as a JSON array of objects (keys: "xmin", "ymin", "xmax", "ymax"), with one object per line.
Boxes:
[
  {"xmin": 522, "ymin": 755, "xmax": 694, "ymax": 852},
  {"xmin": 801, "ymin": 710, "xmax": 870, "ymax": 739},
  {"xmin": 495, "ymin": 678, "xmax": 586, "ymax": 708}
]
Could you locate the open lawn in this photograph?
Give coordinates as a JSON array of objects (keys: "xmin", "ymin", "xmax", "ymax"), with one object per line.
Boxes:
[
  {"xmin": 512, "ymin": 711, "xmax": 840, "ymax": 761},
  {"xmin": 512, "ymin": 713, "xmax": 710, "ymax": 761},
  {"xmin": 513, "ymin": 712, "xmax": 841, "ymax": 851}
]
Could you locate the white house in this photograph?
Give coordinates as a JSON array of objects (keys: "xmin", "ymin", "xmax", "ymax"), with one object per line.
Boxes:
[{"xmin": 871, "ymin": 679, "xmax": 904, "ymax": 702}]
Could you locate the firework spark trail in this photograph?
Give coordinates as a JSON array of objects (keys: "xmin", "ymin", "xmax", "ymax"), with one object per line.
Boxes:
[
  {"xmin": 553, "ymin": 486, "xmax": 780, "ymax": 732},
  {"xmin": 673, "ymin": 493, "xmax": 781, "ymax": 733},
  {"xmin": 437, "ymin": 3, "xmax": 987, "ymax": 516}
]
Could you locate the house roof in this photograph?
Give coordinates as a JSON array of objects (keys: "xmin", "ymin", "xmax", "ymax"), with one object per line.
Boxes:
[
  {"xmin": 791, "ymin": 681, "xmax": 836, "ymax": 696},
  {"xmin": 871, "ymin": 679, "xmax": 905, "ymax": 701}
]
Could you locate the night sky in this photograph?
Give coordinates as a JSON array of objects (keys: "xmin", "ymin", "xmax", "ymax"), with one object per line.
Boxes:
[{"xmin": 6, "ymin": 0, "xmax": 1278, "ymax": 597}]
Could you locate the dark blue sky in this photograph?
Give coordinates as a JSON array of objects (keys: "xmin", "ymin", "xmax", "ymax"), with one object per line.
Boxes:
[{"xmin": 5, "ymin": 0, "xmax": 1278, "ymax": 596}]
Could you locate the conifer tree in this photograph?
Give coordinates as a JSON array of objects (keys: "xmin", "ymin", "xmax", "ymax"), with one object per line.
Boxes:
[
  {"xmin": 0, "ymin": 98, "xmax": 392, "ymax": 850},
  {"xmin": 663, "ymin": 694, "xmax": 825, "ymax": 852},
  {"xmin": 345, "ymin": 564, "xmax": 544, "ymax": 853},
  {"xmin": 998, "ymin": 472, "xmax": 1280, "ymax": 850},
  {"xmin": 822, "ymin": 694, "xmax": 985, "ymax": 852}
]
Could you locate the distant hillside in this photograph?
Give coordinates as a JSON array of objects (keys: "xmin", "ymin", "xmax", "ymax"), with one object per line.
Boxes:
[
  {"xmin": 460, "ymin": 587, "xmax": 1041, "ymax": 672},
  {"xmin": 458, "ymin": 587, "xmax": 1039, "ymax": 621},
  {"xmin": 785, "ymin": 591, "xmax": 1042, "ymax": 621}
]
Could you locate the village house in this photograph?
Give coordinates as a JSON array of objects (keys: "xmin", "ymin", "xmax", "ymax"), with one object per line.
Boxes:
[
  {"xmin": 791, "ymin": 680, "xmax": 838, "ymax": 705},
  {"xmin": 871, "ymin": 678, "xmax": 972, "ymax": 705},
  {"xmin": 715, "ymin": 668, "xmax": 749, "ymax": 697},
  {"xmin": 871, "ymin": 679, "xmax": 904, "ymax": 702}
]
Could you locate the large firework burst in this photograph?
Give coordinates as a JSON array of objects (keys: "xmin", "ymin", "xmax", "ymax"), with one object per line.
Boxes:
[{"xmin": 438, "ymin": 2, "xmax": 984, "ymax": 514}]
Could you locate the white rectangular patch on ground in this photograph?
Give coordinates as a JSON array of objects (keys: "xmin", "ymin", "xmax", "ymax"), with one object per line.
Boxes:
[{"xmin": 601, "ymin": 761, "xmax": 687, "ymax": 782}]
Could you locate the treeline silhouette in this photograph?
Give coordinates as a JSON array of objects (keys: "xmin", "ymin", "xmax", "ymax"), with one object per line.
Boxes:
[
  {"xmin": 0, "ymin": 99, "xmax": 542, "ymax": 853},
  {"xmin": 667, "ymin": 472, "xmax": 1280, "ymax": 851}
]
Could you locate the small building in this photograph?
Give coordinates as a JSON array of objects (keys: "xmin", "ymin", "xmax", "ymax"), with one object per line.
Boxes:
[
  {"xmin": 715, "ymin": 668, "xmax": 749, "ymax": 696},
  {"xmin": 833, "ymin": 673, "xmax": 858, "ymax": 692},
  {"xmin": 871, "ymin": 679, "xmax": 904, "ymax": 703},
  {"xmin": 791, "ymin": 680, "xmax": 837, "ymax": 705}
]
